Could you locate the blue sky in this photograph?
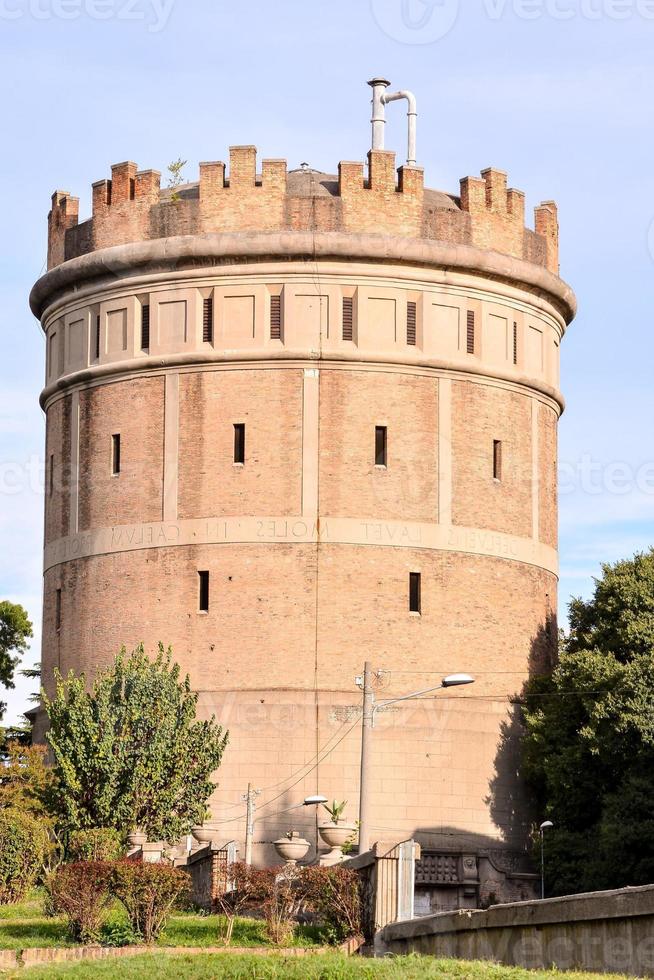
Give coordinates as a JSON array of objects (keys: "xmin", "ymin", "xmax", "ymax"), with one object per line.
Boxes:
[{"xmin": 1, "ymin": 0, "xmax": 653, "ymax": 723}]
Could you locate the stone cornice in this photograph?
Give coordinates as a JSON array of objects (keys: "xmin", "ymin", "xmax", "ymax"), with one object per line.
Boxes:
[{"xmin": 30, "ymin": 231, "xmax": 577, "ymax": 324}]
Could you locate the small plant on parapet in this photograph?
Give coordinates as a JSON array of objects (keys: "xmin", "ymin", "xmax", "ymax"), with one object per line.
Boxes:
[
  {"xmin": 322, "ymin": 800, "xmax": 347, "ymax": 825},
  {"xmin": 340, "ymin": 820, "xmax": 360, "ymax": 856},
  {"xmin": 167, "ymin": 157, "xmax": 187, "ymax": 204}
]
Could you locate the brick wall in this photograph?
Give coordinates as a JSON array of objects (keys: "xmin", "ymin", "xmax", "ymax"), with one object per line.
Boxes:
[
  {"xmin": 47, "ymin": 149, "xmax": 560, "ymax": 275},
  {"xmin": 78, "ymin": 377, "xmax": 165, "ymax": 531},
  {"xmin": 178, "ymin": 369, "xmax": 303, "ymax": 520}
]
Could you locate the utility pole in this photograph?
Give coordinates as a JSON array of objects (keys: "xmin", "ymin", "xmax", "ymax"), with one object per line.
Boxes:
[
  {"xmin": 356, "ymin": 666, "xmax": 474, "ymax": 858},
  {"xmin": 243, "ymin": 783, "xmax": 261, "ymax": 865},
  {"xmin": 358, "ymin": 661, "xmax": 375, "ymax": 855}
]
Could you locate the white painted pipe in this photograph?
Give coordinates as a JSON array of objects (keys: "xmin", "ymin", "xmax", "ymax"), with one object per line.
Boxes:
[
  {"xmin": 382, "ymin": 89, "xmax": 417, "ymax": 166},
  {"xmin": 368, "ymin": 77, "xmax": 391, "ymax": 151},
  {"xmin": 367, "ymin": 78, "xmax": 418, "ymax": 166}
]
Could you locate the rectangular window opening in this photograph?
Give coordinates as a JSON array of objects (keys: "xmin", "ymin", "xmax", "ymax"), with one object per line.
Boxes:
[
  {"xmin": 409, "ymin": 572, "xmax": 421, "ymax": 614},
  {"xmin": 198, "ymin": 571, "xmax": 210, "ymax": 613},
  {"xmin": 270, "ymin": 294, "xmax": 282, "ymax": 339},
  {"xmin": 493, "ymin": 440, "xmax": 503, "ymax": 481},
  {"xmin": 513, "ymin": 322, "xmax": 518, "ymax": 365},
  {"xmin": 342, "ymin": 297, "xmax": 354, "ymax": 341},
  {"xmin": 407, "ymin": 301, "xmax": 417, "ymax": 346},
  {"xmin": 234, "ymin": 423, "xmax": 245, "ymax": 464},
  {"xmin": 466, "ymin": 311, "xmax": 476, "ymax": 354},
  {"xmin": 111, "ymin": 434, "xmax": 121, "ymax": 475},
  {"xmin": 55, "ymin": 588, "xmax": 62, "ymax": 631},
  {"xmin": 95, "ymin": 314, "xmax": 101, "ymax": 360},
  {"xmin": 375, "ymin": 426, "xmax": 387, "ymax": 467},
  {"xmin": 129, "ymin": 177, "xmax": 136, "ymax": 200},
  {"xmin": 141, "ymin": 304, "xmax": 150, "ymax": 351},
  {"xmin": 203, "ymin": 297, "xmax": 214, "ymax": 344}
]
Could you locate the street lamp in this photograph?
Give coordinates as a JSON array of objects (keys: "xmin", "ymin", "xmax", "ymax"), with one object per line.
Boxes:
[
  {"xmin": 540, "ymin": 820, "xmax": 554, "ymax": 899},
  {"xmin": 357, "ymin": 663, "xmax": 475, "ymax": 854}
]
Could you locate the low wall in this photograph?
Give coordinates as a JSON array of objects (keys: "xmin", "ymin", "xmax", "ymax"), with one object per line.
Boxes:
[{"xmin": 378, "ymin": 884, "xmax": 654, "ymax": 976}]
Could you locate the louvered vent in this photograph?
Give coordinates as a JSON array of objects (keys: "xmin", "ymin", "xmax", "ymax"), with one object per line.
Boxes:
[
  {"xmin": 270, "ymin": 295, "xmax": 282, "ymax": 339},
  {"xmin": 203, "ymin": 297, "xmax": 214, "ymax": 343},
  {"xmin": 342, "ymin": 297, "xmax": 354, "ymax": 341},
  {"xmin": 466, "ymin": 311, "xmax": 475, "ymax": 354},
  {"xmin": 94, "ymin": 314, "xmax": 101, "ymax": 360},
  {"xmin": 513, "ymin": 322, "xmax": 518, "ymax": 365},
  {"xmin": 407, "ymin": 301, "xmax": 417, "ymax": 346},
  {"xmin": 141, "ymin": 304, "xmax": 150, "ymax": 351}
]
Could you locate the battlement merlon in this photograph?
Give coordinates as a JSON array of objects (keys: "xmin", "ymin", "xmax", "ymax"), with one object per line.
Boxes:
[{"xmin": 45, "ymin": 148, "xmax": 560, "ymax": 276}]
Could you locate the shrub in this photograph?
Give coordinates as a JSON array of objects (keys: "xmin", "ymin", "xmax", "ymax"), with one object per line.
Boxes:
[
  {"xmin": 216, "ymin": 861, "xmax": 261, "ymax": 944},
  {"xmin": 112, "ymin": 860, "xmax": 188, "ymax": 944},
  {"xmin": 46, "ymin": 861, "xmax": 113, "ymax": 943},
  {"xmin": 68, "ymin": 828, "xmax": 123, "ymax": 863},
  {"xmin": 302, "ymin": 865, "xmax": 363, "ymax": 944},
  {"xmin": 260, "ymin": 867, "xmax": 300, "ymax": 946},
  {"xmin": 0, "ymin": 808, "xmax": 49, "ymax": 904}
]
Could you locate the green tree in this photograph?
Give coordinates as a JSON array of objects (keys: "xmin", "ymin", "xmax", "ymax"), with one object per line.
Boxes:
[
  {"xmin": 522, "ymin": 548, "xmax": 654, "ymax": 894},
  {"xmin": 43, "ymin": 644, "xmax": 228, "ymax": 840},
  {"xmin": 0, "ymin": 602, "xmax": 33, "ymax": 719}
]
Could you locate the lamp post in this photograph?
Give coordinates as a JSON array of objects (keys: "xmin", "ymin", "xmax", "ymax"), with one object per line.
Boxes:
[
  {"xmin": 540, "ymin": 820, "xmax": 554, "ymax": 899},
  {"xmin": 357, "ymin": 663, "xmax": 475, "ymax": 855}
]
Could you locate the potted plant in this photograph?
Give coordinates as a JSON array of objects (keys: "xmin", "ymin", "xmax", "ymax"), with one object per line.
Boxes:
[
  {"xmin": 273, "ymin": 830, "xmax": 311, "ymax": 864},
  {"xmin": 127, "ymin": 827, "xmax": 147, "ymax": 848},
  {"xmin": 318, "ymin": 800, "xmax": 358, "ymax": 849}
]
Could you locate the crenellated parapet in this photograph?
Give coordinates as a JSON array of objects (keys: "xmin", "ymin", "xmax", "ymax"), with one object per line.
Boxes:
[{"xmin": 46, "ymin": 147, "xmax": 560, "ymax": 276}]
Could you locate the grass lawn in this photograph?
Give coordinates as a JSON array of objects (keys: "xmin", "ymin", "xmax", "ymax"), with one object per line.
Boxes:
[
  {"xmin": 0, "ymin": 953, "xmax": 640, "ymax": 979},
  {"xmin": 0, "ymin": 890, "xmax": 321, "ymax": 950}
]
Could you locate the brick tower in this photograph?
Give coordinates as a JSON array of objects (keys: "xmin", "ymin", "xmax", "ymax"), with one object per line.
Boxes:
[{"xmin": 31, "ymin": 83, "xmax": 575, "ymax": 910}]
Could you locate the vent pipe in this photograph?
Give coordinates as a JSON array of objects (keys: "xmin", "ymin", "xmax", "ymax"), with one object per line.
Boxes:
[{"xmin": 368, "ymin": 77, "xmax": 417, "ymax": 166}]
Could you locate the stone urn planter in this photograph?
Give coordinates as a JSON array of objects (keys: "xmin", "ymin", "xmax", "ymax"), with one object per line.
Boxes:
[
  {"xmin": 127, "ymin": 828, "xmax": 147, "ymax": 848},
  {"xmin": 192, "ymin": 825, "xmax": 216, "ymax": 846},
  {"xmin": 318, "ymin": 822, "xmax": 357, "ymax": 866},
  {"xmin": 318, "ymin": 822, "xmax": 357, "ymax": 849},
  {"xmin": 273, "ymin": 831, "xmax": 311, "ymax": 865}
]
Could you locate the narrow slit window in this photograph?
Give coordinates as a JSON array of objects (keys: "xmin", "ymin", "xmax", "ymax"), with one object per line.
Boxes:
[
  {"xmin": 375, "ymin": 426, "xmax": 387, "ymax": 467},
  {"xmin": 141, "ymin": 304, "xmax": 150, "ymax": 351},
  {"xmin": 111, "ymin": 434, "xmax": 121, "ymax": 475},
  {"xmin": 129, "ymin": 177, "xmax": 136, "ymax": 200},
  {"xmin": 409, "ymin": 572, "xmax": 421, "ymax": 614},
  {"xmin": 466, "ymin": 311, "xmax": 476, "ymax": 354},
  {"xmin": 270, "ymin": 294, "xmax": 282, "ymax": 339},
  {"xmin": 203, "ymin": 297, "xmax": 214, "ymax": 343},
  {"xmin": 407, "ymin": 301, "xmax": 417, "ymax": 346},
  {"xmin": 49, "ymin": 453, "xmax": 54, "ymax": 497},
  {"xmin": 198, "ymin": 571, "xmax": 210, "ymax": 613},
  {"xmin": 342, "ymin": 297, "xmax": 354, "ymax": 341},
  {"xmin": 493, "ymin": 440, "xmax": 502, "ymax": 481},
  {"xmin": 513, "ymin": 322, "xmax": 518, "ymax": 365},
  {"xmin": 55, "ymin": 588, "xmax": 62, "ymax": 631},
  {"xmin": 234, "ymin": 423, "xmax": 245, "ymax": 464},
  {"xmin": 95, "ymin": 314, "xmax": 101, "ymax": 360}
]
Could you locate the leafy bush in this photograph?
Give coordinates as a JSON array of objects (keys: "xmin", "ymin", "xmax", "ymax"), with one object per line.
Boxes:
[
  {"xmin": 302, "ymin": 865, "xmax": 363, "ymax": 944},
  {"xmin": 46, "ymin": 861, "xmax": 113, "ymax": 943},
  {"xmin": 100, "ymin": 919, "xmax": 139, "ymax": 947},
  {"xmin": 0, "ymin": 808, "xmax": 49, "ymax": 904},
  {"xmin": 112, "ymin": 860, "xmax": 189, "ymax": 944},
  {"xmin": 68, "ymin": 828, "xmax": 123, "ymax": 863},
  {"xmin": 215, "ymin": 861, "xmax": 261, "ymax": 944},
  {"xmin": 260, "ymin": 867, "xmax": 301, "ymax": 946}
]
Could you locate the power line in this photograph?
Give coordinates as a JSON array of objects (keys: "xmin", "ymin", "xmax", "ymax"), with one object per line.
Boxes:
[{"xmin": 211, "ymin": 715, "xmax": 361, "ymax": 826}]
